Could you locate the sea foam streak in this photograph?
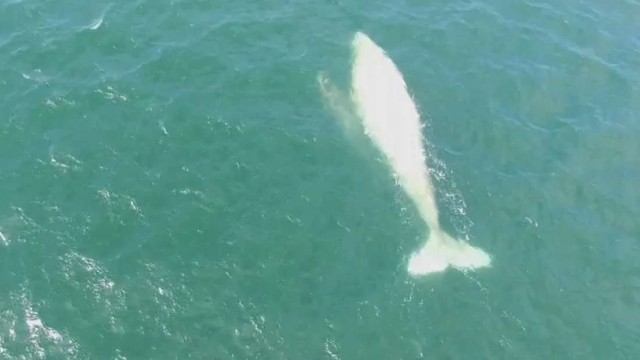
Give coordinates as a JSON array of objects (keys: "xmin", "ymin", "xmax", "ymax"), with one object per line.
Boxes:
[{"xmin": 321, "ymin": 32, "xmax": 492, "ymax": 275}]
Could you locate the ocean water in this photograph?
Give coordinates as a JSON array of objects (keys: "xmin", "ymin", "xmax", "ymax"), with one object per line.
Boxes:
[{"xmin": 1, "ymin": 0, "xmax": 639, "ymax": 358}]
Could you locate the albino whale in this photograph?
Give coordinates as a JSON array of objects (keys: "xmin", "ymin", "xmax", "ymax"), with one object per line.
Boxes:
[{"xmin": 319, "ymin": 32, "xmax": 492, "ymax": 275}]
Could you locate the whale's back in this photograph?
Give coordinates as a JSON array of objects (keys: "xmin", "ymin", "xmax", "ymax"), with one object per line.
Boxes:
[{"xmin": 350, "ymin": 32, "xmax": 430, "ymax": 199}]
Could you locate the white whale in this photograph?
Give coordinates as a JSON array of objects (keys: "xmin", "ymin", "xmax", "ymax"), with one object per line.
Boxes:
[{"xmin": 320, "ymin": 32, "xmax": 492, "ymax": 275}]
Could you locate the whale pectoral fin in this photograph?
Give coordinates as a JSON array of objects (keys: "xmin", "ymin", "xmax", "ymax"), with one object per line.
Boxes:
[{"xmin": 316, "ymin": 72, "xmax": 363, "ymax": 136}]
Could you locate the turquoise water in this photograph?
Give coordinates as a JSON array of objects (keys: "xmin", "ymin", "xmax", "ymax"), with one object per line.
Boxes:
[{"xmin": 1, "ymin": 0, "xmax": 639, "ymax": 358}]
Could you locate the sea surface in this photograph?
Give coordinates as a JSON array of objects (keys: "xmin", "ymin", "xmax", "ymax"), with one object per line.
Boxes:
[{"xmin": 1, "ymin": 0, "xmax": 639, "ymax": 359}]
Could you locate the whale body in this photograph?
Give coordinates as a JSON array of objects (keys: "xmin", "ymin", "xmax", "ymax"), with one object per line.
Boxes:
[{"xmin": 321, "ymin": 32, "xmax": 492, "ymax": 275}]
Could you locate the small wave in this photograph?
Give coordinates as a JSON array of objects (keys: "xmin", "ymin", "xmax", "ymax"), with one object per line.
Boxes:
[
  {"xmin": 0, "ymin": 228, "xmax": 7, "ymax": 246},
  {"xmin": 88, "ymin": 16, "xmax": 103, "ymax": 31},
  {"xmin": 96, "ymin": 85, "xmax": 128, "ymax": 101},
  {"xmin": 97, "ymin": 188, "xmax": 144, "ymax": 218},
  {"xmin": 22, "ymin": 69, "xmax": 48, "ymax": 84},
  {"xmin": 2, "ymin": 296, "xmax": 81, "ymax": 359},
  {"xmin": 61, "ymin": 251, "xmax": 125, "ymax": 332},
  {"xmin": 85, "ymin": 4, "xmax": 112, "ymax": 31}
]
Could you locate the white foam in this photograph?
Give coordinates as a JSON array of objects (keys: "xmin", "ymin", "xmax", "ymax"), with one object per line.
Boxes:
[
  {"xmin": 87, "ymin": 5, "xmax": 112, "ymax": 31},
  {"xmin": 0, "ymin": 229, "xmax": 7, "ymax": 246},
  {"xmin": 22, "ymin": 300, "xmax": 78, "ymax": 358},
  {"xmin": 88, "ymin": 16, "xmax": 103, "ymax": 30}
]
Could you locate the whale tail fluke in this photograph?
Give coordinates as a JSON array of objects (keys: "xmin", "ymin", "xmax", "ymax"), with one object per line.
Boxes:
[{"xmin": 407, "ymin": 229, "xmax": 491, "ymax": 276}]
